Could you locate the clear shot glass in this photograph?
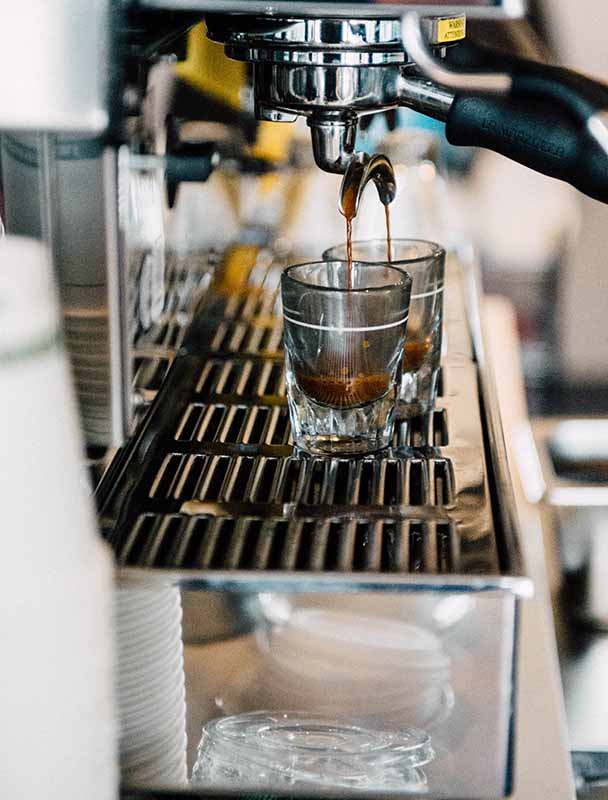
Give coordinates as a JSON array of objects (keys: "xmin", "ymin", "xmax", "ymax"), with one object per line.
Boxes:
[
  {"xmin": 281, "ymin": 261, "xmax": 411, "ymax": 455},
  {"xmin": 323, "ymin": 240, "xmax": 445, "ymax": 418}
]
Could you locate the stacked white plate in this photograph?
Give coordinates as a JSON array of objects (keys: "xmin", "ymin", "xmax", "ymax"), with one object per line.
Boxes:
[{"xmin": 114, "ymin": 587, "xmax": 188, "ymax": 785}]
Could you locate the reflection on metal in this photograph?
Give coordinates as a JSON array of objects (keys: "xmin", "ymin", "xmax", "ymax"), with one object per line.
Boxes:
[
  {"xmin": 309, "ymin": 116, "xmax": 358, "ymax": 174},
  {"xmin": 208, "ymin": 18, "xmax": 409, "ymax": 65},
  {"xmin": 397, "ymin": 76, "xmax": 454, "ymax": 122},
  {"xmin": 97, "ymin": 253, "xmax": 530, "ymax": 596},
  {"xmin": 215, "ymin": 607, "xmax": 453, "ymax": 730},
  {"xmin": 192, "ymin": 709, "xmax": 434, "ymax": 790},
  {"xmin": 182, "ymin": 589, "xmax": 517, "ymax": 798}
]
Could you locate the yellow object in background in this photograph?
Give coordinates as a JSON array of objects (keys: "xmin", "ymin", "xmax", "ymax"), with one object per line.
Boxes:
[
  {"xmin": 247, "ymin": 121, "xmax": 293, "ymax": 165},
  {"xmin": 175, "ymin": 24, "xmax": 245, "ymax": 112},
  {"xmin": 175, "ymin": 23, "xmax": 294, "ymax": 166},
  {"xmin": 436, "ymin": 16, "xmax": 466, "ymax": 44},
  {"xmin": 213, "ymin": 244, "xmax": 260, "ymax": 297}
]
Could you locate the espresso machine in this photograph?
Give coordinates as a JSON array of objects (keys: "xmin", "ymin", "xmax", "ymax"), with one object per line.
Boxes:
[
  {"xmin": 2, "ymin": 0, "xmax": 606, "ymax": 796},
  {"xmin": 3, "ymin": 0, "xmax": 608, "ymax": 448}
]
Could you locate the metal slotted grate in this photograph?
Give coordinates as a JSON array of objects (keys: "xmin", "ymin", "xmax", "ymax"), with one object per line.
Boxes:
[
  {"xmin": 146, "ymin": 452, "xmax": 454, "ymax": 509},
  {"xmin": 117, "ymin": 513, "xmax": 458, "ymax": 575},
  {"xmin": 175, "ymin": 397, "xmax": 446, "ymax": 450},
  {"xmin": 175, "ymin": 405, "xmax": 292, "ymax": 446},
  {"xmin": 130, "ymin": 252, "xmax": 217, "ymax": 400},
  {"xmin": 209, "ymin": 319, "xmax": 284, "ymax": 355},
  {"xmin": 98, "ymin": 252, "xmax": 527, "ymax": 592},
  {"xmin": 195, "ymin": 358, "xmax": 287, "ymax": 398},
  {"xmin": 137, "ymin": 253, "xmax": 218, "ymax": 351}
]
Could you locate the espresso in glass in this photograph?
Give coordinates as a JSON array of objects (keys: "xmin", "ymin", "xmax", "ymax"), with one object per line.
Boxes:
[
  {"xmin": 281, "ymin": 261, "xmax": 411, "ymax": 455},
  {"xmin": 323, "ymin": 240, "xmax": 445, "ymax": 418}
]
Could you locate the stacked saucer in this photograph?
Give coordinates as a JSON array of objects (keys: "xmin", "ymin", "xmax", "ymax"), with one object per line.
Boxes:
[
  {"xmin": 114, "ymin": 587, "xmax": 188, "ymax": 785},
  {"xmin": 221, "ymin": 608, "xmax": 453, "ymax": 730}
]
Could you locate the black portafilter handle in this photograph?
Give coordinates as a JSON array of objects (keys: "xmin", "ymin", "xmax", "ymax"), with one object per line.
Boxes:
[{"xmin": 444, "ymin": 59, "xmax": 608, "ymax": 204}]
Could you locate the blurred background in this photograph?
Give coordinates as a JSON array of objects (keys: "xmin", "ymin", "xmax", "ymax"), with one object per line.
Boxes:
[{"xmin": 450, "ymin": 0, "xmax": 608, "ymax": 417}]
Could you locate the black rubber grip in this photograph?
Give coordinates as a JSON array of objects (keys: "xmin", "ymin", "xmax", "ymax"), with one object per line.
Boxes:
[
  {"xmin": 165, "ymin": 153, "xmax": 215, "ymax": 185},
  {"xmin": 165, "ymin": 143, "xmax": 218, "ymax": 208},
  {"xmin": 445, "ymin": 94, "xmax": 608, "ymax": 204},
  {"xmin": 508, "ymin": 60, "xmax": 608, "ymax": 113}
]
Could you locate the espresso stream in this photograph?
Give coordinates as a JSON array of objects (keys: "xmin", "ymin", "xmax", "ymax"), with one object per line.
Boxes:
[
  {"xmin": 342, "ymin": 185, "xmax": 392, "ymax": 282},
  {"xmin": 385, "ymin": 204, "xmax": 392, "ymax": 264},
  {"xmin": 342, "ymin": 181, "xmax": 357, "ymax": 289}
]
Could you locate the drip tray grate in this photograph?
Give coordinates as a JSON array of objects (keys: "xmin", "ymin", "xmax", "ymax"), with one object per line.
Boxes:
[
  {"xmin": 147, "ymin": 452, "xmax": 454, "ymax": 509},
  {"xmin": 174, "ymin": 402, "xmax": 448, "ymax": 449},
  {"xmin": 118, "ymin": 513, "xmax": 458, "ymax": 574},
  {"xmin": 98, "ymin": 255, "xmax": 526, "ymax": 591}
]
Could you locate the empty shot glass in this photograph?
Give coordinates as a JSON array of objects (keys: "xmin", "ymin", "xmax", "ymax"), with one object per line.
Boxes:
[
  {"xmin": 281, "ymin": 261, "xmax": 411, "ymax": 455},
  {"xmin": 323, "ymin": 240, "xmax": 445, "ymax": 417}
]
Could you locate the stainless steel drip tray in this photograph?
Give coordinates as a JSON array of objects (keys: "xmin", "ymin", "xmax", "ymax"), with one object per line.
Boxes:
[
  {"xmin": 103, "ymin": 257, "xmax": 531, "ymax": 799},
  {"xmin": 98, "ymin": 257, "xmax": 529, "ymax": 595}
]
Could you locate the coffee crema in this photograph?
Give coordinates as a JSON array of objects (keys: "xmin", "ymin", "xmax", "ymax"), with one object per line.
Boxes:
[{"xmin": 297, "ymin": 372, "xmax": 391, "ymax": 408}]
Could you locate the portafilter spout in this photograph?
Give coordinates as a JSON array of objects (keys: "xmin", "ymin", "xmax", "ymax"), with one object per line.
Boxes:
[
  {"xmin": 308, "ymin": 114, "xmax": 358, "ymax": 174},
  {"xmin": 339, "ymin": 152, "xmax": 397, "ymax": 219}
]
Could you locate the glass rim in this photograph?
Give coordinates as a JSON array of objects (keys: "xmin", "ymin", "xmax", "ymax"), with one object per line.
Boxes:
[
  {"xmin": 322, "ymin": 238, "xmax": 446, "ymax": 267},
  {"xmin": 200, "ymin": 711, "xmax": 432, "ymax": 765},
  {"xmin": 282, "ymin": 260, "xmax": 412, "ymax": 296}
]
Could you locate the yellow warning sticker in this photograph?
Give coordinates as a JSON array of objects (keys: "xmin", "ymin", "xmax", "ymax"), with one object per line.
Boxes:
[{"xmin": 436, "ymin": 17, "xmax": 466, "ymax": 44}]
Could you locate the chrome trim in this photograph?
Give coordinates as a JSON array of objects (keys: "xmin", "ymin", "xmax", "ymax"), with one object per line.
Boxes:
[
  {"xmin": 117, "ymin": 567, "xmax": 532, "ymax": 594},
  {"xmin": 209, "ymin": 17, "xmax": 406, "ymax": 52},
  {"xmin": 106, "ymin": 147, "xmax": 130, "ymax": 446},
  {"xmin": 402, "ymin": 12, "xmax": 513, "ymax": 93},
  {"xmin": 253, "ymin": 62, "xmax": 404, "ymax": 113},
  {"xmin": 398, "ymin": 76, "xmax": 454, "ymax": 121},
  {"xmin": 141, "ymin": 0, "xmax": 526, "ymax": 18},
  {"xmin": 461, "ymin": 253, "xmax": 527, "ymax": 581},
  {"xmin": 308, "ymin": 115, "xmax": 357, "ymax": 173},
  {"xmin": 228, "ymin": 45, "xmax": 408, "ymax": 66},
  {"xmin": 38, "ymin": 134, "xmax": 59, "ymax": 256}
]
